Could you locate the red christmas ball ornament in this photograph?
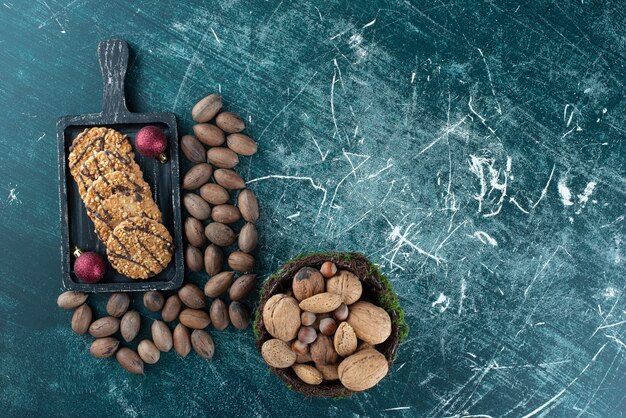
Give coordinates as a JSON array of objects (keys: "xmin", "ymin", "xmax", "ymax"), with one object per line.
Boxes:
[
  {"xmin": 136, "ymin": 125, "xmax": 167, "ymax": 162},
  {"xmin": 73, "ymin": 249, "xmax": 106, "ymax": 283}
]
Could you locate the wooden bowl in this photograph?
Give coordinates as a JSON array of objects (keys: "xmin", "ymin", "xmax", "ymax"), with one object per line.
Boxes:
[{"xmin": 253, "ymin": 252, "xmax": 408, "ymax": 398}]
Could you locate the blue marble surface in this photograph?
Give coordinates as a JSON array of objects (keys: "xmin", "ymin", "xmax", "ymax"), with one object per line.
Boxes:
[{"xmin": 0, "ymin": 0, "xmax": 624, "ymax": 416}]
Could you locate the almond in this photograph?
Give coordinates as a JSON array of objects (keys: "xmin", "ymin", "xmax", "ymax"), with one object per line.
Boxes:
[
  {"xmin": 204, "ymin": 244, "xmax": 223, "ymax": 276},
  {"xmin": 333, "ymin": 322, "xmax": 357, "ymax": 357},
  {"xmin": 204, "ymin": 222, "xmax": 236, "ymax": 246},
  {"xmin": 207, "ymin": 147, "xmax": 239, "ymax": 169},
  {"xmin": 184, "ymin": 193, "xmax": 211, "ymax": 220},
  {"xmin": 292, "ymin": 267, "xmax": 325, "ymax": 301},
  {"xmin": 161, "ymin": 295, "xmax": 182, "ymax": 322},
  {"xmin": 237, "ymin": 189, "xmax": 259, "ymax": 223},
  {"xmin": 226, "ymin": 133, "xmax": 257, "ymax": 156},
  {"xmin": 204, "ymin": 271, "xmax": 235, "ymax": 298},
  {"xmin": 326, "ymin": 270, "xmax": 362, "ymax": 305},
  {"xmin": 229, "ymin": 274, "xmax": 256, "ymax": 301},
  {"xmin": 299, "ymin": 292, "xmax": 342, "ymax": 314},
  {"xmin": 116, "ymin": 348, "xmax": 144, "ymax": 375},
  {"xmin": 57, "ymin": 291, "xmax": 88, "ymax": 309},
  {"xmin": 238, "ymin": 222, "xmax": 258, "ymax": 253},
  {"xmin": 199, "ymin": 183, "xmax": 230, "ymax": 205},
  {"xmin": 120, "ymin": 310, "xmax": 141, "ymax": 342},
  {"xmin": 193, "ymin": 123, "xmax": 225, "ymax": 146},
  {"xmin": 338, "ymin": 349, "xmax": 388, "ymax": 391},
  {"xmin": 215, "ymin": 111, "xmax": 245, "ymax": 133},
  {"xmin": 210, "ymin": 298, "xmax": 229, "ymax": 330},
  {"xmin": 229, "ymin": 301, "xmax": 250, "ymax": 330},
  {"xmin": 178, "ymin": 283, "xmax": 206, "ymax": 309},
  {"xmin": 89, "ymin": 316, "xmax": 120, "ymax": 338},
  {"xmin": 183, "ymin": 163, "xmax": 213, "ymax": 190},
  {"xmin": 228, "ymin": 251, "xmax": 255, "ymax": 272},
  {"xmin": 261, "ymin": 339, "xmax": 296, "ymax": 368},
  {"xmin": 192, "ymin": 94, "xmax": 222, "ymax": 122},
  {"xmin": 184, "ymin": 217, "xmax": 205, "ymax": 247},
  {"xmin": 137, "ymin": 340, "xmax": 160, "ymax": 364},
  {"xmin": 173, "ymin": 323, "xmax": 191, "ymax": 357},
  {"xmin": 90, "ymin": 337, "xmax": 119, "ymax": 358},
  {"xmin": 191, "ymin": 330, "xmax": 215, "ymax": 359},
  {"xmin": 262, "ymin": 294, "xmax": 301, "ymax": 341},
  {"xmin": 211, "ymin": 204, "xmax": 241, "ymax": 224},
  {"xmin": 346, "ymin": 301, "xmax": 391, "ymax": 345},
  {"xmin": 292, "ymin": 364, "xmax": 323, "ymax": 385},
  {"xmin": 180, "ymin": 134, "xmax": 206, "ymax": 163},
  {"xmin": 178, "ymin": 308, "xmax": 211, "ymax": 329},
  {"xmin": 151, "ymin": 320, "xmax": 173, "ymax": 352},
  {"xmin": 214, "ymin": 169, "xmax": 245, "ymax": 190}
]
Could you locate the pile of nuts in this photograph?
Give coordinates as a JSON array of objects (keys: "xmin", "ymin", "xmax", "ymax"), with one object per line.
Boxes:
[
  {"xmin": 260, "ymin": 262, "xmax": 392, "ymax": 392},
  {"xmin": 56, "ymin": 93, "xmax": 259, "ymax": 375}
]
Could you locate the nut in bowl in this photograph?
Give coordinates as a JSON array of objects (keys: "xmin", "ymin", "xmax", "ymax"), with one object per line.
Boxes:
[{"xmin": 254, "ymin": 252, "xmax": 408, "ymax": 398}]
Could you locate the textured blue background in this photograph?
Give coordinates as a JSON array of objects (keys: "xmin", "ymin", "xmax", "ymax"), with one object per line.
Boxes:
[{"xmin": 0, "ymin": 0, "xmax": 624, "ymax": 416}]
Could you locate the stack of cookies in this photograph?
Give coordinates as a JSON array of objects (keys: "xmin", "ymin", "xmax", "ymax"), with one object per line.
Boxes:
[{"xmin": 68, "ymin": 127, "xmax": 174, "ymax": 279}]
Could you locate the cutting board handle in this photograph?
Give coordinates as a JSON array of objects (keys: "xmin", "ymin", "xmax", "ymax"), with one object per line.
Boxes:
[{"xmin": 98, "ymin": 39, "xmax": 130, "ymax": 116}]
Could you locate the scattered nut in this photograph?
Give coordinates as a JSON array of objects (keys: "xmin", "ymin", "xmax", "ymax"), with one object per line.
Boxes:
[
  {"xmin": 237, "ymin": 189, "xmax": 259, "ymax": 223},
  {"xmin": 185, "ymin": 245, "xmax": 203, "ymax": 271},
  {"xmin": 183, "ymin": 193, "xmax": 211, "ymax": 220},
  {"xmin": 120, "ymin": 310, "xmax": 141, "ymax": 342},
  {"xmin": 193, "ymin": 123, "xmax": 225, "ymax": 146},
  {"xmin": 211, "ymin": 204, "xmax": 241, "ymax": 224},
  {"xmin": 228, "ymin": 251, "xmax": 255, "ymax": 272},
  {"xmin": 215, "ymin": 111, "xmax": 245, "ymax": 133},
  {"xmin": 162, "ymin": 295, "xmax": 182, "ymax": 322},
  {"xmin": 192, "ymin": 94, "xmax": 222, "ymax": 123},
  {"xmin": 178, "ymin": 283, "xmax": 206, "ymax": 309},
  {"xmin": 90, "ymin": 337, "xmax": 119, "ymax": 358},
  {"xmin": 210, "ymin": 298, "xmax": 229, "ymax": 331},
  {"xmin": 182, "ymin": 163, "xmax": 213, "ymax": 190},
  {"xmin": 204, "ymin": 222, "xmax": 236, "ymax": 247},
  {"xmin": 144, "ymin": 291, "xmax": 165, "ymax": 312},
  {"xmin": 173, "ymin": 323, "xmax": 191, "ymax": 357},
  {"xmin": 71, "ymin": 303, "xmax": 92, "ymax": 334},
  {"xmin": 229, "ymin": 301, "xmax": 250, "ymax": 330},
  {"xmin": 89, "ymin": 316, "xmax": 120, "ymax": 338},
  {"xmin": 116, "ymin": 347, "xmax": 144, "ymax": 375},
  {"xmin": 151, "ymin": 320, "xmax": 173, "ymax": 352},
  {"xmin": 207, "ymin": 147, "xmax": 239, "ymax": 169},
  {"xmin": 184, "ymin": 217, "xmax": 206, "ymax": 247},
  {"xmin": 229, "ymin": 274, "xmax": 256, "ymax": 301},
  {"xmin": 214, "ymin": 169, "xmax": 245, "ymax": 190},
  {"xmin": 238, "ymin": 223, "xmax": 258, "ymax": 253},
  {"xmin": 180, "ymin": 134, "xmax": 206, "ymax": 163},
  {"xmin": 106, "ymin": 292, "xmax": 130, "ymax": 317},
  {"xmin": 179, "ymin": 308, "xmax": 211, "ymax": 329},
  {"xmin": 204, "ymin": 271, "xmax": 235, "ymax": 298},
  {"xmin": 57, "ymin": 291, "xmax": 88, "ymax": 309},
  {"xmin": 191, "ymin": 329, "xmax": 215, "ymax": 359},
  {"xmin": 199, "ymin": 183, "xmax": 230, "ymax": 205},
  {"xmin": 227, "ymin": 133, "xmax": 257, "ymax": 156},
  {"xmin": 204, "ymin": 244, "xmax": 224, "ymax": 276},
  {"xmin": 137, "ymin": 339, "xmax": 160, "ymax": 364}
]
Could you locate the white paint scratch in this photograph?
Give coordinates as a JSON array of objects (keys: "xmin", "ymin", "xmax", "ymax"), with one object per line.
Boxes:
[
  {"xmin": 246, "ymin": 175, "xmax": 327, "ymax": 218},
  {"xmin": 557, "ymin": 177, "xmax": 574, "ymax": 206},
  {"xmin": 432, "ymin": 292, "xmax": 450, "ymax": 312},
  {"xmin": 417, "ymin": 116, "xmax": 468, "ymax": 156},
  {"xmin": 477, "ymin": 48, "xmax": 502, "ymax": 114},
  {"xmin": 577, "ymin": 181, "xmax": 597, "ymax": 205},
  {"xmin": 362, "ymin": 18, "xmax": 377, "ymax": 28},
  {"xmin": 531, "ymin": 164, "xmax": 555, "ymax": 209},
  {"xmin": 473, "ymin": 231, "xmax": 498, "ymax": 246},
  {"xmin": 210, "ymin": 27, "xmax": 221, "ymax": 44}
]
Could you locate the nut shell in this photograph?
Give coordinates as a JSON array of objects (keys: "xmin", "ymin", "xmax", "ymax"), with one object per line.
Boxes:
[
  {"xmin": 162, "ymin": 295, "xmax": 182, "ymax": 322},
  {"xmin": 180, "ymin": 134, "xmax": 206, "ymax": 163},
  {"xmin": 184, "ymin": 217, "xmax": 206, "ymax": 247},
  {"xmin": 71, "ymin": 303, "xmax": 92, "ymax": 334},
  {"xmin": 292, "ymin": 267, "xmax": 325, "ymax": 302},
  {"xmin": 207, "ymin": 147, "xmax": 239, "ymax": 169},
  {"xmin": 292, "ymin": 364, "xmax": 323, "ymax": 385},
  {"xmin": 227, "ymin": 133, "xmax": 257, "ymax": 156},
  {"xmin": 120, "ymin": 310, "xmax": 141, "ymax": 342},
  {"xmin": 299, "ymin": 292, "xmax": 342, "ymax": 314},
  {"xmin": 237, "ymin": 189, "xmax": 259, "ymax": 223},
  {"xmin": 210, "ymin": 298, "xmax": 230, "ymax": 331},
  {"xmin": 214, "ymin": 169, "xmax": 245, "ymax": 190},
  {"xmin": 333, "ymin": 322, "xmax": 357, "ymax": 357},
  {"xmin": 262, "ymin": 294, "xmax": 301, "ymax": 341},
  {"xmin": 183, "ymin": 163, "xmax": 213, "ymax": 190},
  {"xmin": 106, "ymin": 293, "xmax": 130, "ymax": 318},
  {"xmin": 151, "ymin": 320, "xmax": 173, "ymax": 352},
  {"xmin": 184, "ymin": 193, "xmax": 211, "ymax": 220},
  {"xmin": 90, "ymin": 337, "xmax": 119, "ymax": 358},
  {"xmin": 326, "ymin": 270, "xmax": 362, "ymax": 305},
  {"xmin": 204, "ymin": 222, "xmax": 236, "ymax": 246},
  {"xmin": 211, "ymin": 204, "xmax": 241, "ymax": 224},
  {"xmin": 178, "ymin": 283, "xmax": 206, "ymax": 309},
  {"xmin": 228, "ymin": 251, "xmax": 255, "ymax": 272},
  {"xmin": 193, "ymin": 123, "xmax": 225, "ymax": 146},
  {"xmin": 185, "ymin": 245, "xmax": 203, "ymax": 272},
  {"xmin": 89, "ymin": 316, "xmax": 120, "ymax": 338},
  {"xmin": 338, "ymin": 349, "xmax": 388, "ymax": 391},
  {"xmin": 138, "ymin": 339, "xmax": 160, "ymax": 364},
  {"xmin": 204, "ymin": 244, "xmax": 223, "ymax": 276},
  {"xmin": 346, "ymin": 301, "xmax": 392, "ymax": 345},
  {"xmin": 199, "ymin": 183, "xmax": 230, "ymax": 205},
  {"xmin": 261, "ymin": 339, "xmax": 296, "ymax": 368},
  {"xmin": 320, "ymin": 261, "xmax": 337, "ymax": 278},
  {"xmin": 179, "ymin": 308, "xmax": 211, "ymax": 329},
  {"xmin": 173, "ymin": 323, "xmax": 191, "ymax": 357},
  {"xmin": 229, "ymin": 301, "xmax": 250, "ymax": 330},
  {"xmin": 310, "ymin": 335, "xmax": 340, "ymax": 365},
  {"xmin": 57, "ymin": 291, "xmax": 88, "ymax": 309},
  {"xmin": 229, "ymin": 274, "xmax": 256, "ymax": 301},
  {"xmin": 116, "ymin": 347, "xmax": 144, "ymax": 375},
  {"xmin": 238, "ymin": 223, "xmax": 258, "ymax": 253},
  {"xmin": 315, "ymin": 363, "xmax": 340, "ymax": 381},
  {"xmin": 191, "ymin": 329, "xmax": 215, "ymax": 359},
  {"xmin": 204, "ymin": 271, "xmax": 235, "ymax": 298},
  {"xmin": 192, "ymin": 94, "xmax": 222, "ymax": 123},
  {"xmin": 215, "ymin": 111, "xmax": 245, "ymax": 133},
  {"xmin": 143, "ymin": 291, "xmax": 165, "ymax": 312}
]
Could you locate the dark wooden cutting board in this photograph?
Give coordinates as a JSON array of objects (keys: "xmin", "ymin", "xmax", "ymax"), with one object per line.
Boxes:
[{"xmin": 56, "ymin": 39, "xmax": 183, "ymax": 292}]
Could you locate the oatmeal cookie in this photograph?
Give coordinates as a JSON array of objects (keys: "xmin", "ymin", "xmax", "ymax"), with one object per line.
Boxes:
[
  {"xmin": 84, "ymin": 170, "xmax": 153, "ymax": 211},
  {"xmin": 75, "ymin": 149, "xmax": 142, "ymax": 199},
  {"xmin": 68, "ymin": 127, "xmax": 133, "ymax": 178},
  {"xmin": 106, "ymin": 217, "xmax": 174, "ymax": 279}
]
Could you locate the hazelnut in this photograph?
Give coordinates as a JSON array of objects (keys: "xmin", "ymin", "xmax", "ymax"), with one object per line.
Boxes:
[
  {"xmin": 319, "ymin": 318, "xmax": 338, "ymax": 336},
  {"xmin": 320, "ymin": 261, "xmax": 337, "ymax": 278},
  {"xmin": 292, "ymin": 267, "xmax": 325, "ymax": 301},
  {"xmin": 333, "ymin": 303, "xmax": 349, "ymax": 321},
  {"xmin": 301, "ymin": 311, "xmax": 316, "ymax": 327},
  {"xmin": 298, "ymin": 326, "xmax": 317, "ymax": 344},
  {"xmin": 291, "ymin": 340, "xmax": 309, "ymax": 355}
]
